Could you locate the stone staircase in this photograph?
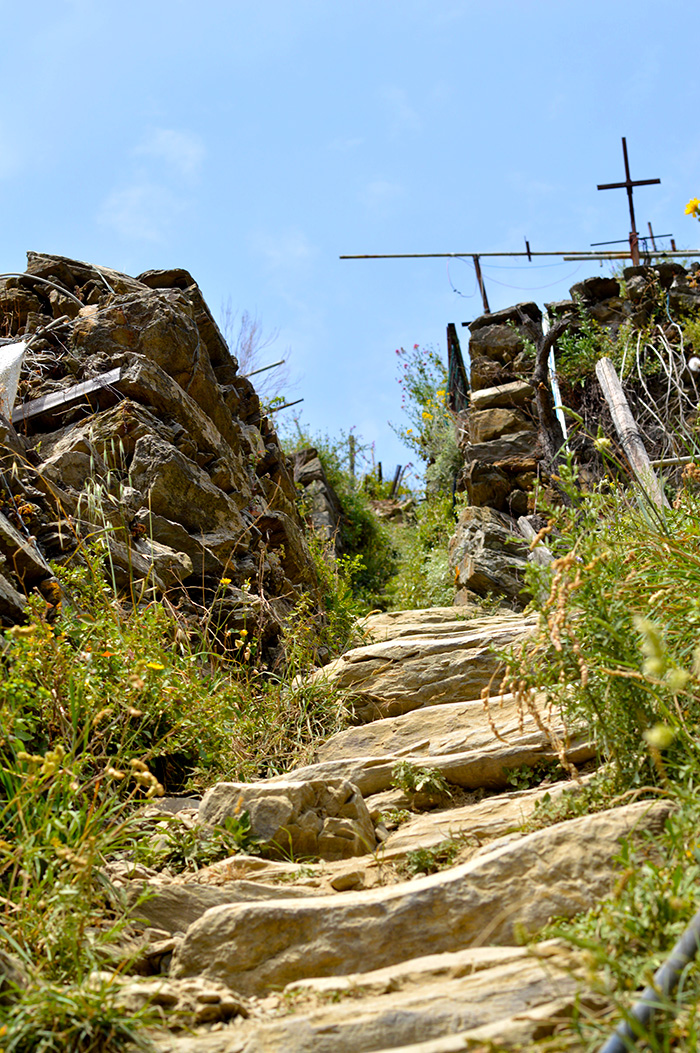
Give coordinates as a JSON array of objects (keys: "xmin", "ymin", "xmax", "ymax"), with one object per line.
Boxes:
[{"xmin": 110, "ymin": 606, "xmax": 670, "ymax": 1052}]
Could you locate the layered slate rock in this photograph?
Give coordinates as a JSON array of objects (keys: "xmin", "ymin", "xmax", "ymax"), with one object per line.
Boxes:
[
  {"xmin": 309, "ymin": 611, "xmax": 536, "ymax": 722},
  {"xmin": 171, "ymin": 800, "xmax": 670, "ymax": 997},
  {"xmin": 0, "ymin": 252, "xmax": 318, "ymax": 647},
  {"xmin": 449, "ymin": 506, "xmax": 531, "ymax": 603},
  {"xmin": 198, "ymin": 778, "xmax": 376, "ymax": 861}
]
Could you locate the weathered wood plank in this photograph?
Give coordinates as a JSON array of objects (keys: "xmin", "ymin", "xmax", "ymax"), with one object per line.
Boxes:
[
  {"xmin": 595, "ymin": 356, "xmax": 670, "ymax": 509},
  {"xmin": 12, "ymin": 367, "xmax": 122, "ymax": 425}
]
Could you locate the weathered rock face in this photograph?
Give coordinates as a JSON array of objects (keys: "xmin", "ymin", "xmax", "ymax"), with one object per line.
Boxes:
[
  {"xmin": 308, "ymin": 610, "xmax": 535, "ymax": 722},
  {"xmin": 170, "ymin": 800, "xmax": 670, "ymax": 997},
  {"xmin": 0, "ymin": 253, "xmax": 318, "ymax": 640},
  {"xmin": 198, "ymin": 778, "xmax": 376, "ymax": 861},
  {"xmin": 291, "ymin": 448, "xmax": 343, "ymax": 550},
  {"xmin": 449, "ymin": 506, "xmax": 530, "ymax": 603}
]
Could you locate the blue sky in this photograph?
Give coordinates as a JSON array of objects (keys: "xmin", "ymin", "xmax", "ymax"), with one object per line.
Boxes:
[{"xmin": 2, "ymin": 0, "xmax": 699, "ymax": 477}]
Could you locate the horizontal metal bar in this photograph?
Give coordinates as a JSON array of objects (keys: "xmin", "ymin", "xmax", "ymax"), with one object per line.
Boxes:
[
  {"xmin": 597, "ymin": 178, "xmax": 661, "ymax": 190},
  {"xmin": 564, "ymin": 250, "xmax": 700, "ymax": 261},
  {"xmin": 12, "ymin": 367, "xmax": 122, "ymax": 424},
  {"xmin": 341, "ymin": 251, "xmax": 622, "ymax": 260},
  {"xmin": 591, "ymin": 236, "xmax": 672, "ymax": 247},
  {"xmin": 242, "ymin": 359, "xmax": 286, "ymax": 379}
]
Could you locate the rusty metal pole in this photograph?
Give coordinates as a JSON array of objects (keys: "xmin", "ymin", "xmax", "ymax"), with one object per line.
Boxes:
[
  {"xmin": 597, "ymin": 137, "xmax": 660, "ymax": 269},
  {"xmin": 621, "ymin": 137, "xmax": 640, "ymax": 265},
  {"xmin": 472, "ymin": 255, "xmax": 490, "ymax": 314}
]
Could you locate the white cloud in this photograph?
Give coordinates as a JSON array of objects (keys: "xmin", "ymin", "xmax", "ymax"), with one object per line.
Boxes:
[
  {"xmin": 253, "ymin": 228, "xmax": 317, "ymax": 272},
  {"xmin": 380, "ymin": 86, "xmax": 422, "ymax": 135},
  {"xmin": 328, "ymin": 136, "xmax": 364, "ymax": 152},
  {"xmin": 97, "ymin": 183, "xmax": 185, "ymax": 242},
  {"xmin": 134, "ymin": 128, "xmax": 205, "ymax": 179},
  {"xmin": 361, "ymin": 179, "xmax": 406, "ymax": 216}
]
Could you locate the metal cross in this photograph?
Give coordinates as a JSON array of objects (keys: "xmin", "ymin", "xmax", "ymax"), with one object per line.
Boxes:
[{"xmin": 597, "ymin": 137, "xmax": 660, "ymax": 266}]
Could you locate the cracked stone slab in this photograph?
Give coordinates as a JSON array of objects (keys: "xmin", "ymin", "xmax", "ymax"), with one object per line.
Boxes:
[
  {"xmin": 171, "ymin": 800, "xmax": 670, "ymax": 997},
  {"xmin": 309, "ymin": 613, "xmax": 536, "ymax": 722}
]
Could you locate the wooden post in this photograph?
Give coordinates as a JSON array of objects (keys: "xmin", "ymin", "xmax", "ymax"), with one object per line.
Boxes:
[
  {"xmin": 595, "ymin": 357, "xmax": 670, "ymax": 509},
  {"xmin": 348, "ymin": 434, "xmax": 356, "ymax": 478},
  {"xmin": 472, "ymin": 255, "xmax": 490, "ymax": 314}
]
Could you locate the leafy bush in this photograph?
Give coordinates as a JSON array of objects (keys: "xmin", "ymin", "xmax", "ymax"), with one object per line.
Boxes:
[
  {"xmin": 0, "ymin": 978, "xmax": 157, "ymax": 1052},
  {"xmin": 383, "ymin": 495, "xmax": 457, "ymax": 610},
  {"xmin": 495, "ymin": 458, "xmax": 700, "ymax": 789},
  {"xmin": 390, "ymin": 344, "xmax": 462, "ymax": 496},
  {"xmin": 282, "ymin": 424, "xmax": 398, "ymax": 607}
]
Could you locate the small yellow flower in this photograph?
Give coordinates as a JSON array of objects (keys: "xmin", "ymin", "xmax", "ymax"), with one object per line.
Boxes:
[
  {"xmin": 685, "ymin": 198, "xmax": 700, "ymax": 217},
  {"xmin": 220, "ymin": 577, "xmax": 232, "ymax": 585},
  {"xmin": 146, "ymin": 661, "xmax": 165, "ymax": 671}
]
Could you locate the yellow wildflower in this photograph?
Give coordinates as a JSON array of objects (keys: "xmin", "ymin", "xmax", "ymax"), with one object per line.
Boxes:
[
  {"xmin": 685, "ymin": 198, "xmax": 700, "ymax": 217},
  {"xmin": 220, "ymin": 577, "xmax": 232, "ymax": 585},
  {"xmin": 146, "ymin": 661, "xmax": 165, "ymax": 671}
]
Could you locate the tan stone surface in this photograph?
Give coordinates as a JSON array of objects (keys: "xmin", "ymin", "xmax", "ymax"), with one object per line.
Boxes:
[
  {"xmin": 359, "ymin": 606, "xmax": 494, "ymax": 643},
  {"xmin": 272, "ymin": 731, "xmax": 594, "ymax": 797},
  {"xmin": 376, "ymin": 779, "xmax": 583, "ymax": 860},
  {"xmin": 155, "ymin": 948, "xmax": 579, "ymax": 1052},
  {"xmin": 198, "ymin": 778, "xmax": 376, "ymax": 861},
  {"xmin": 311, "ymin": 613, "xmax": 536, "ymax": 722},
  {"xmin": 317, "ymin": 691, "xmax": 554, "ymax": 762},
  {"xmin": 171, "ymin": 800, "xmax": 670, "ymax": 997},
  {"xmin": 468, "ymin": 407, "xmax": 533, "ymax": 445}
]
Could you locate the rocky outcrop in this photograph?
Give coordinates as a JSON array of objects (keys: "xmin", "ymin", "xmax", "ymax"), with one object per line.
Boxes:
[
  {"xmin": 291, "ymin": 447, "xmax": 343, "ymax": 549},
  {"xmin": 0, "ymin": 253, "xmax": 318, "ymax": 648}
]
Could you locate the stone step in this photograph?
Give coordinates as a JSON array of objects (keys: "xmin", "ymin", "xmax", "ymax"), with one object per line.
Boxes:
[
  {"xmin": 268, "ymin": 731, "xmax": 594, "ymax": 798},
  {"xmin": 171, "ymin": 800, "xmax": 670, "ymax": 998},
  {"xmin": 310, "ymin": 612, "xmax": 536, "ymax": 723},
  {"xmin": 317, "ymin": 690, "xmax": 575, "ymax": 762},
  {"xmin": 148, "ymin": 948, "xmax": 581, "ymax": 1051}
]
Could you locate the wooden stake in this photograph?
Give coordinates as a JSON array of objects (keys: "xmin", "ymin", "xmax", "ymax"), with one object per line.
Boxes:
[{"xmin": 595, "ymin": 357, "xmax": 669, "ymax": 509}]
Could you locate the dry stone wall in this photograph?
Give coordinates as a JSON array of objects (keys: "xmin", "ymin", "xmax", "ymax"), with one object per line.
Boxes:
[
  {"xmin": 0, "ymin": 252, "xmax": 318, "ymax": 656},
  {"xmin": 450, "ymin": 262, "xmax": 700, "ymax": 604}
]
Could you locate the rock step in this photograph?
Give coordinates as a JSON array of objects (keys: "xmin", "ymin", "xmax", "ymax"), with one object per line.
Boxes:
[
  {"xmin": 313, "ymin": 612, "xmax": 535, "ymax": 722},
  {"xmin": 171, "ymin": 800, "xmax": 670, "ymax": 997},
  {"xmin": 153, "ymin": 948, "xmax": 580, "ymax": 1051}
]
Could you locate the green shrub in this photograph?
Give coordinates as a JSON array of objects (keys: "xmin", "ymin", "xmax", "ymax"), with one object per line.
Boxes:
[
  {"xmin": 383, "ymin": 495, "xmax": 457, "ymax": 610},
  {"xmin": 496, "ymin": 459, "xmax": 700, "ymax": 789},
  {"xmin": 390, "ymin": 344, "xmax": 462, "ymax": 496},
  {"xmin": 281, "ymin": 424, "xmax": 398, "ymax": 607}
]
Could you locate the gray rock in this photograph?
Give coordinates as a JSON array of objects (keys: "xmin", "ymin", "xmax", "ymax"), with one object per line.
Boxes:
[
  {"xmin": 469, "ymin": 380, "xmax": 534, "ymax": 411},
  {"xmin": 463, "ymin": 429, "xmax": 539, "ymax": 466},
  {"xmin": 129, "ymin": 433, "xmax": 249, "ymax": 541},
  {"xmin": 468, "ymin": 407, "xmax": 532, "ymax": 444},
  {"xmin": 468, "ymin": 302, "xmax": 541, "ymax": 334},
  {"xmin": 128, "ymin": 879, "xmax": 320, "ymax": 933},
  {"xmin": 570, "ymin": 276, "xmax": 620, "ymax": 303},
  {"xmin": 449, "ymin": 506, "xmax": 530, "ymax": 601},
  {"xmin": 0, "ymin": 567, "xmax": 27, "ymax": 623},
  {"xmin": 0, "ymin": 511, "xmax": 53, "ymax": 588},
  {"xmin": 309, "ymin": 612, "xmax": 535, "ymax": 722}
]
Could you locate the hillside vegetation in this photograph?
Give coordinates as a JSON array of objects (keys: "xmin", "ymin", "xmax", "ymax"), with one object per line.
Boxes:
[{"xmin": 3, "ymin": 247, "xmax": 700, "ymax": 1049}]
